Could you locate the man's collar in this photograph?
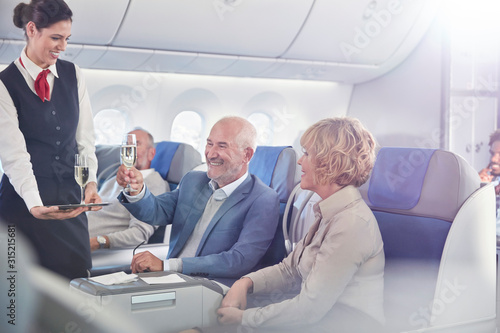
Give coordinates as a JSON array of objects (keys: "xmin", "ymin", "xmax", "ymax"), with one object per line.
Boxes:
[{"xmin": 209, "ymin": 172, "xmax": 249, "ymax": 198}]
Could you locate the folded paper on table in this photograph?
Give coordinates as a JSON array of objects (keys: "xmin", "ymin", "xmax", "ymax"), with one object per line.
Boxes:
[
  {"xmin": 89, "ymin": 271, "xmax": 138, "ymax": 285},
  {"xmin": 141, "ymin": 274, "xmax": 186, "ymax": 284}
]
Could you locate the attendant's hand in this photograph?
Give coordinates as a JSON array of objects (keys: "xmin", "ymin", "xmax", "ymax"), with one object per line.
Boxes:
[
  {"xmin": 220, "ymin": 277, "xmax": 253, "ymax": 310},
  {"xmin": 479, "ymin": 167, "xmax": 493, "ymax": 182},
  {"xmin": 217, "ymin": 307, "xmax": 244, "ymax": 325},
  {"xmin": 130, "ymin": 251, "xmax": 163, "ymax": 273},
  {"xmin": 30, "ymin": 205, "xmax": 87, "ymax": 220},
  {"xmin": 117, "ymin": 165, "xmax": 144, "ymax": 194},
  {"xmin": 84, "ymin": 182, "xmax": 102, "ymax": 210}
]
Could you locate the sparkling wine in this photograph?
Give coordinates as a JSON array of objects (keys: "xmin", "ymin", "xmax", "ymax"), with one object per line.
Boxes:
[
  {"xmin": 121, "ymin": 145, "xmax": 137, "ymax": 168},
  {"xmin": 74, "ymin": 166, "xmax": 89, "ymax": 187}
]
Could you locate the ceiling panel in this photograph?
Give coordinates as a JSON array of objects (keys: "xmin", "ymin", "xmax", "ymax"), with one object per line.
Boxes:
[
  {"xmin": 90, "ymin": 47, "xmax": 153, "ymax": 70},
  {"xmin": 217, "ymin": 56, "xmax": 277, "ymax": 77},
  {"xmin": 71, "ymin": 45, "xmax": 107, "ymax": 68},
  {"xmin": 176, "ymin": 53, "xmax": 238, "ymax": 75},
  {"xmin": 134, "ymin": 50, "xmax": 197, "ymax": 72}
]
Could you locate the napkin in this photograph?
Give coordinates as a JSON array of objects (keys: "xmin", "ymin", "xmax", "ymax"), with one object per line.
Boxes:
[
  {"xmin": 89, "ymin": 271, "xmax": 138, "ymax": 285},
  {"xmin": 141, "ymin": 274, "xmax": 186, "ymax": 285}
]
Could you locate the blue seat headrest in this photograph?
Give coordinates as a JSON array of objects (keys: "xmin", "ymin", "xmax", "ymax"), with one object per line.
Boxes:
[
  {"xmin": 360, "ymin": 147, "xmax": 481, "ymax": 222},
  {"xmin": 368, "ymin": 147, "xmax": 436, "ymax": 210},
  {"xmin": 249, "ymin": 146, "xmax": 290, "ymax": 187},
  {"xmin": 150, "ymin": 141, "xmax": 181, "ymax": 180}
]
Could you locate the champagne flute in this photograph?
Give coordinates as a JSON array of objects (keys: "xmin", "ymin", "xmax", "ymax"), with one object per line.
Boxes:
[
  {"xmin": 74, "ymin": 154, "xmax": 89, "ymax": 204},
  {"xmin": 121, "ymin": 133, "xmax": 137, "ymax": 191}
]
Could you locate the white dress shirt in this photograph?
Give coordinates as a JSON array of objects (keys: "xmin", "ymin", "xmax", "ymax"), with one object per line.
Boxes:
[{"xmin": 0, "ymin": 47, "xmax": 97, "ymax": 211}]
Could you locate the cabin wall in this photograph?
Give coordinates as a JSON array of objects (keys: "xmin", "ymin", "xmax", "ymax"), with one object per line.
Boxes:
[
  {"xmin": 348, "ymin": 17, "xmax": 444, "ymax": 149},
  {"xmin": 82, "ymin": 70, "xmax": 353, "ymax": 152}
]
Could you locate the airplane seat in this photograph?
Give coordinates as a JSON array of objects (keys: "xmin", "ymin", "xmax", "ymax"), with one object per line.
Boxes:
[
  {"xmin": 358, "ymin": 147, "xmax": 496, "ymax": 332},
  {"xmin": 95, "ymin": 144, "xmax": 122, "ymax": 189},
  {"xmin": 248, "ymin": 146, "xmax": 300, "ymax": 269},
  {"xmin": 282, "ymin": 183, "xmax": 321, "ymax": 255}
]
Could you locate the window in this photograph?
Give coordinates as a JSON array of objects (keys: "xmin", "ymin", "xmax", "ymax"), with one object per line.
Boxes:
[
  {"xmin": 93, "ymin": 109, "xmax": 129, "ymax": 145},
  {"xmin": 170, "ymin": 111, "xmax": 204, "ymax": 153},
  {"xmin": 248, "ymin": 112, "xmax": 274, "ymax": 146}
]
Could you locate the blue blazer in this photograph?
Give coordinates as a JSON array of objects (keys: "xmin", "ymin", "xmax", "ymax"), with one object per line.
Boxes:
[{"xmin": 119, "ymin": 171, "xmax": 280, "ymax": 278}]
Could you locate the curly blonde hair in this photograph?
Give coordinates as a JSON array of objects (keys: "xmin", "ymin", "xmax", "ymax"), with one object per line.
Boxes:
[{"xmin": 300, "ymin": 117, "xmax": 376, "ymax": 188}]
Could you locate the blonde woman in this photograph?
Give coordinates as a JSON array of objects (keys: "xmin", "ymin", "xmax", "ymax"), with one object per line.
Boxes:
[{"xmin": 213, "ymin": 117, "xmax": 385, "ymax": 333}]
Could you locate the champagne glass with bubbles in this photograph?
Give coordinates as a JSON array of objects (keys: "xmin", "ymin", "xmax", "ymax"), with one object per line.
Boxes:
[
  {"xmin": 75, "ymin": 154, "xmax": 89, "ymax": 204},
  {"xmin": 121, "ymin": 133, "xmax": 137, "ymax": 191}
]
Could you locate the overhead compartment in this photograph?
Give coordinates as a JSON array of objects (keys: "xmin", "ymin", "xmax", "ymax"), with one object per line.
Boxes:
[
  {"xmin": 0, "ymin": 40, "xmax": 24, "ymax": 65},
  {"xmin": 283, "ymin": 0, "xmax": 439, "ymax": 65},
  {"xmin": 0, "ymin": 0, "xmax": 440, "ymax": 83},
  {"xmin": 0, "ymin": 0, "xmax": 129, "ymax": 45},
  {"xmin": 65, "ymin": 0, "xmax": 129, "ymax": 45},
  {"xmin": 0, "ymin": 0, "xmax": 25, "ymax": 40},
  {"xmin": 112, "ymin": 0, "xmax": 315, "ymax": 58}
]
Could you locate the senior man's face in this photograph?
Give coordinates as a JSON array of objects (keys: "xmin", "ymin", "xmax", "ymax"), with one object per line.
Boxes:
[{"xmin": 205, "ymin": 122, "xmax": 248, "ymax": 188}]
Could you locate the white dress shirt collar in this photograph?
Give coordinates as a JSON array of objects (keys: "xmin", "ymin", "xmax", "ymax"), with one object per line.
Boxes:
[
  {"xmin": 20, "ymin": 46, "xmax": 59, "ymax": 80},
  {"xmin": 209, "ymin": 172, "xmax": 249, "ymax": 198}
]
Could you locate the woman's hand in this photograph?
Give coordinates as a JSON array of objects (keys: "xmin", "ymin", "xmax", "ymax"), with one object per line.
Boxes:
[
  {"xmin": 30, "ymin": 205, "xmax": 87, "ymax": 220},
  {"xmin": 220, "ymin": 277, "xmax": 253, "ymax": 310},
  {"xmin": 217, "ymin": 307, "xmax": 244, "ymax": 325},
  {"xmin": 84, "ymin": 182, "xmax": 102, "ymax": 210}
]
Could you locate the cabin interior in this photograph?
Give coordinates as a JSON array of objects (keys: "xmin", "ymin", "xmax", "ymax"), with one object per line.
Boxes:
[{"xmin": 0, "ymin": 0, "xmax": 499, "ymax": 332}]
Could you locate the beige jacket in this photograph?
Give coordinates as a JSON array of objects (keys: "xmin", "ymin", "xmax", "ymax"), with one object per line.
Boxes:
[{"xmin": 243, "ymin": 185, "xmax": 385, "ymax": 330}]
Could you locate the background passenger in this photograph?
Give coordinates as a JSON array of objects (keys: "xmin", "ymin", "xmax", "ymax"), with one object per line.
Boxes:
[
  {"xmin": 116, "ymin": 116, "xmax": 280, "ymax": 279},
  {"xmin": 0, "ymin": 0, "xmax": 100, "ymax": 280},
  {"xmin": 88, "ymin": 128, "xmax": 169, "ymax": 251},
  {"xmin": 214, "ymin": 117, "xmax": 385, "ymax": 333},
  {"xmin": 478, "ymin": 129, "xmax": 500, "ymax": 238}
]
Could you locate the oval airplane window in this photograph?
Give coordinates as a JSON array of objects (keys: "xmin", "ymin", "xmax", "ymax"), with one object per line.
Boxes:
[
  {"xmin": 94, "ymin": 109, "xmax": 129, "ymax": 145},
  {"xmin": 248, "ymin": 112, "xmax": 274, "ymax": 146},
  {"xmin": 170, "ymin": 111, "xmax": 204, "ymax": 153}
]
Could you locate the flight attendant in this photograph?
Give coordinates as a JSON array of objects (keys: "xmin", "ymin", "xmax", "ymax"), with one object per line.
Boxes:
[{"xmin": 0, "ymin": 0, "xmax": 101, "ymax": 280}]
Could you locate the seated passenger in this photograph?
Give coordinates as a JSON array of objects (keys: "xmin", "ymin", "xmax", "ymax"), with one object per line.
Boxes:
[
  {"xmin": 212, "ymin": 117, "xmax": 385, "ymax": 333},
  {"xmin": 116, "ymin": 116, "xmax": 280, "ymax": 278},
  {"xmin": 478, "ymin": 129, "xmax": 500, "ymax": 237},
  {"xmin": 88, "ymin": 128, "xmax": 169, "ymax": 251}
]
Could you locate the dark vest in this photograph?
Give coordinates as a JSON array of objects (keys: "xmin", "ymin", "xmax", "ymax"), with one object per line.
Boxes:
[
  {"xmin": 0, "ymin": 60, "xmax": 91, "ymax": 279},
  {"xmin": 0, "ymin": 60, "xmax": 79, "ymax": 181}
]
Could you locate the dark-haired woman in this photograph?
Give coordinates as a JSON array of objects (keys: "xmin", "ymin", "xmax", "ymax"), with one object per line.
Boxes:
[{"xmin": 0, "ymin": 0, "xmax": 101, "ymax": 280}]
